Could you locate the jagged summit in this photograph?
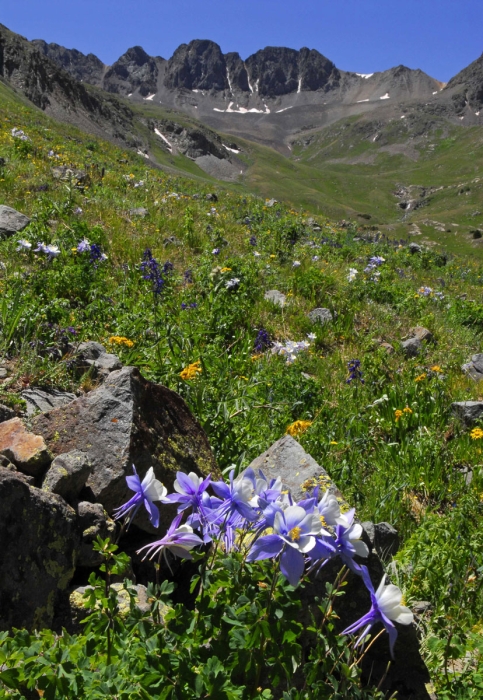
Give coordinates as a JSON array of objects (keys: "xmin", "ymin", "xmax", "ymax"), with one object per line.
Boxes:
[{"xmin": 445, "ymin": 52, "xmax": 483, "ymax": 114}]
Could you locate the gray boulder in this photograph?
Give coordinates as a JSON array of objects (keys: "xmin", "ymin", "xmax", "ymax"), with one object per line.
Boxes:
[
  {"xmin": 33, "ymin": 366, "xmax": 217, "ymax": 532},
  {"xmin": 51, "ymin": 166, "xmax": 86, "ymax": 184},
  {"xmin": 75, "ymin": 341, "xmax": 122, "ymax": 377},
  {"xmin": 0, "ymin": 368, "xmax": 7, "ymax": 379},
  {"xmin": 129, "ymin": 207, "xmax": 148, "ymax": 218},
  {"xmin": 22, "ymin": 387, "xmax": 76, "ymax": 416},
  {"xmin": 0, "ymin": 468, "xmax": 79, "ymax": 631},
  {"xmin": 409, "ymin": 326, "xmax": 433, "ymax": 343},
  {"xmin": 362, "ymin": 521, "xmax": 400, "ymax": 561},
  {"xmin": 451, "ymin": 401, "xmax": 483, "ymax": 426},
  {"xmin": 409, "ymin": 243, "xmax": 422, "ymax": 254},
  {"xmin": 42, "ymin": 450, "xmax": 92, "ymax": 501},
  {"xmin": 307, "ymin": 308, "xmax": 334, "ymax": 325},
  {"xmin": 462, "ymin": 353, "xmax": 483, "ymax": 381},
  {"xmin": 0, "ymin": 205, "xmax": 30, "ymax": 237},
  {"xmin": 402, "ymin": 337, "xmax": 422, "ymax": 357},
  {"xmin": 264, "ymin": 290, "xmax": 287, "ymax": 307},
  {"xmin": 0, "ymin": 403, "xmax": 15, "ymax": 423}
]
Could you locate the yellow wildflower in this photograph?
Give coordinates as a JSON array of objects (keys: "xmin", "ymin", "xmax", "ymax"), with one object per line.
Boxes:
[
  {"xmin": 415, "ymin": 373, "xmax": 427, "ymax": 382},
  {"xmin": 329, "ymin": 441, "xmax": 338, "ymax": 445},
  {"xmin": 394, "ymin": 409, "xmax": 403, "ymax": 422},
  {"xmin": 108, "ymin": 336, "xmax": 134, "ymax": 348},
  {"xmin": 403, "ymin": 406, "xmax": 413, "ymax": 414},
  {"xmin": 220, "ymin": 267, "xmax": 232, "ymax": 273},
  {"xmin": 286, "ymin": 420, "xmax": 313, "ymax": 437},
  {"xmin": 430, "ymin": 365, "xmax": 442, "ymax": 373},
  {"xmin": 251, "ymin": 353, "xmax": 263, "ymax": 361},
  {"xmin": 470, "ymin": 428, "xmax": 483, "ymax": 440},
  {"xmin": 180, "ymin": 360, "xmax": 202, "ymax": 380}
]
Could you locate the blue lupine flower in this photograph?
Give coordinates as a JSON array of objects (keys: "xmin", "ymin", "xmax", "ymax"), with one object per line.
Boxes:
[
  {"xmin": 90, "ymin": 243, "xmax": 107, "ymax": 265},
  {"xmin": 347, "ymin": 359, "xmax": 364, "ymax": 384},
  {"xmin": 254, "ymin": 328, "xmax": 272, "ymax": 353},
  {"xmin": 342, "ymin": 565, "xmax": 413, "ymax": 658},
  {"xmin": 113, "ymin": 465, "xmax": 169, "ymax": 529},
  {"xmin": 249, "ymin": 235, "xmax": 257, "ymax": 246},
  {"xmin": 137, "ymin": 513, "xmax": 203, "ymax": 561},
  {"xmin": 247, "ymin": 505, "xmax": 322, "ymax": 586},
  {"xmin": 140, "ymin": 248, "xmax": 164, "ymax": 294}
]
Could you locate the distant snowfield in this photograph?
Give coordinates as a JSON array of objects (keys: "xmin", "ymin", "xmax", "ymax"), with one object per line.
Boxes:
[
  {"xmin": 214, "ymin": 101, "xmax": 270, "ymax": 114},
  {"xmin": 357, "ymin": 99, "xmax": 370, "ymax": 103},
  {"xmin": 154, "ymin": 128, "xmax": 173, "ymax": 152},
  {"xmin": 137, "ymin": 150, "xmax": 149, "ymax": 159},
  {"xmin": 380, "ymin": 93, "xmax": 390, "ymax": 100},
  {"xmin": 223, "ymin": 144, "xmax": 240, "ymax": 154},
  {"xmin": 276, "ymin": 107, "xmax": 293, "ymax": 113},
  {"xmin": 144, "ymin": 94, "xmax": 155, "ymax": 101},
  {"xmin": 356, "ymin": 73, "xmax": 374, "ymax": 79}
]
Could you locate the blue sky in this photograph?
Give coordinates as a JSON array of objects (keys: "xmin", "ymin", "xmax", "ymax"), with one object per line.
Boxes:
[{"xmin": 3, "ymin": 0, "xmax": 482, "ymax": 82}]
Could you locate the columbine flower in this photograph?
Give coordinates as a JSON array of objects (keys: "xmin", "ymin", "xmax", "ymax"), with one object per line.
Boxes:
[
  {"xmin": 113, "ymin": 465, "xmax": 169, "ymax": 529},
  {"xmin": 348, "ymin": 268, "xmax": 358, "ymax": 282},
  {"xmin": 167, "ymin": 471, "xmax": 212, "ymax": 514},
  {"xmin": 137, "ymin": 513, "xmax": 203, "ymax": 561},
  {"xmin": 211, "ymin": 469, "xmax": 258, "ymax": 522},
  {"xmin": 312, "ymin": 255, "xmax": 320, "ymax": 262},
  {"xmin": 307, "ymin": 333, "xmax": 316, "ymax": 341},
  {"xmin": 77, "ymin": 238, "xmax": 90, "ymax": 253},
  {"xmin": 292, "ymin": 260, "xmax": 301, "ymax": 268},
  {"xmin": 333, "ymin": 508, "xmax": 369, "ymax": 573},
  {"xmin": 212, "ymin": 248, "xmax": 220, "ymax": 255},
  {"xmin": 16, "ymin": 239, "xmax": 32, "ymax": 251},
  {"xmin": 34, "ymin": 242, "xmax": 47, "ymax": 254},
  {"xmin": 316, "ymin": 489, "xmax": 344, "ymax": 527},
  {"xmin": 417, "ymin": 286, "xmax": 433, "ymax": 297},
  {"xmin": 342, "ymin": 565, "xmax": 413, "ymax": 657},
  {"xmin": 73, "ymin": 207, "xmax": 83, "ymax": 215},
  {"xmin": 44, "ymin": 244, "xmax": 60, "ymax": 259},
  {"xmin": 247, "ymin": 504, "xmax": 323, "ymax": 586},
  {"xmin": 225, "ymin": 277, "xmax": 240, "ymax": 290},
  {"xmin": 90, "ymin": 243, "xmax": 107, "ymax": 266},
  {"xmin": 11, "ymin": 128, "xmax": 29, "ymax": 141}
]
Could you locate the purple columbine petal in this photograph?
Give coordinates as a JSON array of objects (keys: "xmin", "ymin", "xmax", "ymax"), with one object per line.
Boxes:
[
  {"xmin": 126, "ymin": 475, "xmax": 142, "ymax": 492},
  {"xmin": 175, "ymin": 471, "xmax": 198, "ymax": 495},
  {"xmin": 247, "ymin": 534, "xmax": 284, "ymax": 561},
  {"xmin": 280, "ymin": 545, "xmax": 305, "ymax": 586}
]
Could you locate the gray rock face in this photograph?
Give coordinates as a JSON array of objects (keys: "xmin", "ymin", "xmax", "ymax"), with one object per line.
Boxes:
[
  {"xmin": 264, "ymin": 289, "xmax": 287, "ymax": 307},
  {"xmin": 32, "ymin": 366, "xmax": 217, "ymax": 531},
  {"xmin": 22, "ymin": 387, "xmax": 76, "ymax": 416},
  {"xmin": 0, "ymin": 403, "xmax": 15, "ymax": 423},
  {"xmin": 76, "ymin": 501, "xmax": 116, "ymax": 567},
  {"xmin": 0, "ymin": 468, "xmax": 79, "ymax": 631},
  {"xmin": 31, "ymin": 40, "xmax": 105, "ymax": 86},
  {"xmin": 402, "ymin": 337, "xmax": 422, "ymax": 357},
  {"xmin": 103, "ymin": 46, "xmax": 161, "ymax": 97},
  {"xmin": 0, "ymin": 205, "xmax": 30, "ymax": 237},
  {"xmin": 308, "ymin": 308, "xmax": 334, "ymax": 325},
  {"xmin": 362, "ymin": 521, "xmax": 400, "ymax": 561},
  {"xmin": 247, "ymin": 434, "xmax": 339, "ymax": 502},
  {"xmin": 462, "ymin": 353, "xmax": 483, "ymax": 381},
  {"xmin": 42, "ymin": 450, "xmax": 92, "ymax": 501},
  {"xmin": 451, "ymin": 401, "xmax": 483, "ymax": 426},
  {"xmin": 165, "ymin": 40, "xmax": 228, "ymax": 91}
]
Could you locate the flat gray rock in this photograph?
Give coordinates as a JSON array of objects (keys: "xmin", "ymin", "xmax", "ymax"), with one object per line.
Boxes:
[
  {"xmin": 22, "ymin": 388, "xmax": 76, "ymax": 416},
  {"xmin": 76, "ymin": 341, "xmax": 122, "ymax": 376},
  {"xmin": 451, "ymin": 401, "xmax": 483, "ymax": 426},
  {"xmin": 129, "ymin": 207, "xmax": 148, "ymax": 217},
  {"xmin": 264, "ymin": 290, "xmax": 286, "ymax": 307},
  {"xmin": 462, "ymin": 353, "xmax": 483, "ymax": 381},
  {"xmin": 0, "ymin": 205, "xmax": 30, "ymax": 237},
  {"xmin": 42, "ymin": 450, "xmax": 92, "ymax": 502},
  {"xmin": 308, "ymin": 308, "xmax": 333, "ymax": 325}
]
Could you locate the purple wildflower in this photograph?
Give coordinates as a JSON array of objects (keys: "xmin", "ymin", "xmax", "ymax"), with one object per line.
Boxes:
[
  {"xmin": 254, "ymin": 328, "xmax": 272, "ymax": 353},
  {"xmin": 140, "ymin": 248, "xmax": 164, "ymax": 294},
  {"xmin": 347, "ymin": 359, "xmax": 364, "ymax": 384},
  {"xmin": 77, "ymin": 238, "xmax": 90, "ymax": 253},
  {"xmin": 113, "ymin": 465, "xmax": 169, "ymax": 529},
  {"xmin": 342, "ymin": 565, "xmax": 413, "ymax": 658},
  {"xmin": 137, "ymin": 513, "xmax": 203, "ymax": 561}
]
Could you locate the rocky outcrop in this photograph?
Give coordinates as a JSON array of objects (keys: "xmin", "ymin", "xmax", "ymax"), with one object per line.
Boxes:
[
  {"xmin": 103, "ymin": 46, "xmax": 162, "ymax": 97},
  {"xmin": 31, "ymin": 39, "xmax": 105, "ymax": 86},
  {"xmin": 0, "ymin": 417, "xmax": 51, "ymax": 476},
  {"xmin": 164, "ymin": 40, "xmax": 228, "ymax": 91},
  {"xmin": 0, "ymin": 468, "xmax": 79, "ymax": 631},
  {"xmin": 445, "ymin": 52, "xmax": 483, "ymax": 113},
  {"xmin": 32, "ymin": 366, "xmax": 217, "ymax": 531},
  {"xmin": 22, "ymin": 387, "xmax": 76, "ymax": 416},
  {"xmin": 151, "ymin": 119, "xmax": 228, "ymax": 159}
]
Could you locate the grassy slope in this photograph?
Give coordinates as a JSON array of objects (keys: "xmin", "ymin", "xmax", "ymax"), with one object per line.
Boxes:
[{"xmin": 1, "ymin": 80, "xmax": 483, "ymax": 695}]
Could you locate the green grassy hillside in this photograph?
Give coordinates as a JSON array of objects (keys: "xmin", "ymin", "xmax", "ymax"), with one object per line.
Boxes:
[{"xmin": 1, "ymin": 80, "xmax": 483, "ymax": 697}]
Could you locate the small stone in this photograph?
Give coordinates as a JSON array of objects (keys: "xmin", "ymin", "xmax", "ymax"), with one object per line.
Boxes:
[
  {"xmin": 163, "ymin": 235, "xmax": 182, "ymax": 246},
  {"xmin": 129, "ymin": 207, "xmax": 148, "ymax": 218},
  {"xmin": 451, "ymin": 401, "xmax": 483, "ymax": 426},
  {"xmin": 42, "ymin": 450, "xmax": 92, "ymax": 501},
  {"xmin": 412, "ymin": 601, "xmax": 432, "ymax": 615},
  {"xmin": 307, "ymin": 308, "xmax": 333, "ymax": 325},
  {"xmin": 22, "ymin": 388, "xmax": 76, "ymax": 416},
  {"xmin": 0, "ymin": 403, "xmax": 15, "ymax": 423},
  {"xmin": 265, "ymin": 198, "xmax": 277, "ymax": 207},
  {"xmin": 462, "ymin": 353, "xmax": 483, "ymax": 381},
  {"xmin": 409, "ymin": 243, "xmax": 422, "ymax": 254},
  {"xmin": 205, "ymin": 193, "xmax": 218, "ymax": 202},
  {"xmin": 402, "ymin": 337, "xmax": 422, "ymax": 357},
  {"xmin": 264, "ymin": 290, "xmax": 287, "ymax": 307},
  {"xmin": 0, "ymin": 417, "xmax": 51, "ymax": 476},
  {"xmin": 0, "ymin": 205, "xmax": 30, "ymax": 238},
  {"xmin": 409, "ymin": 326, "xmax": 433, "ymax": 343},
  {"xmin": 0, "ymin": 368, "xmax": 7, "ymax": 379}
]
